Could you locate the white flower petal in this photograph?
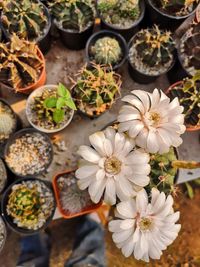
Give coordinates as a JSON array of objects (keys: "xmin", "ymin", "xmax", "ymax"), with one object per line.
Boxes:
[
  {"xmin": 147, "ymin": 131, "xmax": 159, "ymax": 153},
  {"xmin": 108, "ymin": 220, "xmax": 123, "ymax": 232},
  {"xmin": 121, "ymin": 236, "xmax": 135, "ymax": 257},
  {"xmin": 117, "ymin": 200, "xmax": 137, "ymax": 219},
  {"xmin": 103, "ymin": 139, "xmax": 113, "ymax": 157},
  {"xmin": 104, "ymin": 178, "xmax": 116, "ymax": 205},
  {"xmin": 89, "ymin": 131, "xmax": 105, "ymax": 156},
  {"xmin": 113, "ymin": 229, "xmax": 133, "ymax": 244},
  {"xmin": 120, "ymin": 219, "xmax": 135, "ymax": 230},
  {"xmin": 136, "ymin": 189, "xmax": 148, "ymax": 212},
  {"xmin": 75, "ymin": 165, "xmax": 99, "ymax": 179},
  {"xmin": 77, "ymin": 146, "xmax": 100, "ymax": 163},
  {"xmin": 96, "ymin": 169, "xmax": 106, "ymax": 180}
]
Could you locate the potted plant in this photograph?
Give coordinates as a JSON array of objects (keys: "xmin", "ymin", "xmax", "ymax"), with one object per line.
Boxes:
[
  {"xmin": 0, "ymin": 98, "xmax": 19, "ymax": 155},
  {"xmin": 0, "ymin": 0, "xmax": 51, "ymax": 54},
  {"xmin": 86, "ymin": 30, "xmax": 128, "ymax": 71},
  {"xmin": 1, "ymin": 177, "xmax": 55, "ymax": 234},
  {"xmin": 4, "ymin": 128, "xmax": 53, "ymax": 178},
  {"xmin": 147, "ymin": 0, "xmax": 199, "ymax": 30},
  {"xmin": 128, "ymin": 25, "xmax": 175, "ymax": 84},
  {"xmin": 0, "ymin": 216, "xmax": 6, "ymax": 252},
  {"xmin": 97, "ymin": 0, "xmax": 145, "ymax": 41},
  {"xmin": 71, "ymin": 63, "xmax": 122, "ymax": 118},
  {"xmin": 49, "ymin": 0, "xmax": 96, "ymax": 50},
  {"xmin": 0, "ymin": 34, "xmax": 46, "ymax": 94},
  {"xmin": 26, "ymin": 83, "xmax": 76, "ymax": 133},
  {"xmin": 0, "ymin": 159, "xmax": 7, "ymax": 195},
  {"xmin": 53, "ymin": 169, "xmax": 102, "ymax": 219},
  {"xmin": 166, "ymin": 71, "xmax": 200, "ymax": 131}
]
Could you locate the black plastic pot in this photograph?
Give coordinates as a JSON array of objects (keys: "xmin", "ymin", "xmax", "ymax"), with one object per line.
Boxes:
[
  {"xmin": 55, "ymin": 20, "xmax": 94, "ymax": 50},
  {"xmin": 0, "ymin": 2, "xmax": 51, "ymax": 54},
  {"xmin": 4, "ymin": 128, "xmax": 53, "ymax": 178},
  {"xmin": 127, "ymin": 32, "xmax": 176, "ymax": 84},
  {"xmin": 86, "ymin": 30, "xmax": 128, "ymax": 71},
  {"xmin": 0, "ymin": 98, "xmax": 22, "ymax": 158},
  {"xmin": 1, "ymin": 177, "xmax": 56, "ymax": 235},
  {"xmin": 147, "ymin": 0, "xmax": 198, "ymax": 31},
  {"xmin": 99, "ymin": 0, "xmax": 145, "ymax": 41}
]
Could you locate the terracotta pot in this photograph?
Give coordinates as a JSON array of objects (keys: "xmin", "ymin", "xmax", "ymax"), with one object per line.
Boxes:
[
  {"xmin": 53, "ymin": 169, "xmax": 102, "ymax": 219},
  {"xmin": 166, "ymin": 81, "xmax": 200, "ymax": 132}
]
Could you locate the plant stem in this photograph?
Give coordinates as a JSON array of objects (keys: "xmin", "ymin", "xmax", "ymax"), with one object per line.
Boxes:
[{"xmin": 172, "ymin": 160, "xmax": 200, "ymax": 169}]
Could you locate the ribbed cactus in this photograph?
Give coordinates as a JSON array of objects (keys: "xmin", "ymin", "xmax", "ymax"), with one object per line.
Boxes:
[
  {"xmin": 129, "ymin": 25, "xmax": 175, "ymax": 69},
  {"xmin": 91, "ymin": 37, "xmax": 122, "ymax": 65},
  {"xmin": 180, "ymin": 23, "xmax": 200, "ymax": 76},
  {"xmin": 159, "ymin": 0, "xmax": 199, "ymax": 16},
  {"xmin": 72, "ymin": 63, "xmax": 122, "ymax": 116},
  {"xmin": 168, "ymin": 71, "xmax": 200, "ymax": 128},
  {"xmin": 1, "ymin": 0, "xmax": 48, "ymax": 40},
  {"xmin": 97, "ymin": 0, "xmax": 140, "ymax": 27},
  {"xmin": 0, "ymin": 34, "xmax": 43, "ymax": 91},
  {"xmin": 0, "ymin": 101, "xmax": 16, "ymax": 143},
  {"xmin": 49, "ymin": 0, "xmax": 96, "ymax": 32}
]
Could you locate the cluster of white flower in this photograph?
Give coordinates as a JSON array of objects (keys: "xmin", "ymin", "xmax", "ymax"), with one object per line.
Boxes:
[{"xmin": 75, "ymin": 88, "xmax": 185, "ymax": 262}]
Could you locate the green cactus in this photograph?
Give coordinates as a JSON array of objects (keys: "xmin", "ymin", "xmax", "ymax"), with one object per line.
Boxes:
[
  {"xmin": 180, "ymin": 23, "xmax": 200, "ymax": 76},
  {"xmin": 147, "ymin": 147, "xmax": 178, "ymax": 196},
  {"xmin": 90, "ymin": 37, "xmax": 122, "ymax": 65},
  {"xmin": 49, "ymin": 0, "xmax": 96, "ymax": 32},
  {"xmin": 158, "ymin": 0, "xmax": 199, "ymax": 16},
  {"xmin": 168, "ymin": 71, "xmax": 200, "ymax": 128},
  {"xmin": 129, "ymin": 25, "xmax": 175, "ymax": 73},
  {"xmin": 1, "ymin": 0, "xmax": 48, "ymax": 40},
  {"xmin": 72, "ymin": 63, "xmax": 122, "ymax": 116},
  {"xmin": 97, "ymin": 0, "xmax": 140, "ymax": 28},
  {"xmin": 0, "ymin": 101, "xmax": 16, "ymax": 143},
  {"xmin": 0, "ymin": 34, "xmax": 43, "ymax": 91}
]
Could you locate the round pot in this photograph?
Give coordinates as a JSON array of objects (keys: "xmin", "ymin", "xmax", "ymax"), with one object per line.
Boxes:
[
  {"xmin": 54, "ymin": 19, "xmax": 94, "ymax": 50},
  {"xmin": 0, "ymin": 2, "xmax": 51, "ymax": 54},
  {"xmin": 99, "ymin": 0, "xmax": 145, "ymax": 41},
  {"xmin": 1, "ymin": 177, "xmax": 56, "ymax": 235},
  {"xmin": 53, "ymin": 169, "xmax": 102, "ymax": 219},
  {"xmin": 195, "ymin": 4, "xmax": 200, "ymax": 22},
  {"xmin": 147, "ymin": 0, "xmax": 198, "ymax": 31},
  {"xmin": 0, "ymin": 216, "xmax": 7, "ymax": 252},
  {"xmin": 166, "ymin": 81, "xmax": 200, "ymax": 132},
  {"xmin": 4, "ymin": 128, "xmax": 53, "ymax": 178},
  {"xmin": 0, "ymin": 159, "xmax": 7, "ymax": 194},
  {"xmin": 85, "ymin": 30, "xmax": 128, "ymax": 71},
  {"xmin": 128, "ymin": 32, "xmax": 176, "ymax": 84},
  {"xmin": 26, "ymin": 85, "xmax": 74, "ymax": 134}
]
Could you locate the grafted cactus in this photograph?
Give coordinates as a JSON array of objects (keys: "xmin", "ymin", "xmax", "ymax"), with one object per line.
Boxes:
[
  {"xmin": 49, "ymin": 0, "xmax": 96, "ymax": 32},
  {"xmin": 158, "ymin": 0, "xmax": 199, "ymax": 16},
  {"xmin": 91, "ymin": 37, "xmax": 122, "ymax": 65},
  {"xmin": 0, "ymin": 34, "xmax": 43, "ymax": 91},
  {"xmin": 97, "ymin": 0, "xmax": 140, "ymax": 28},
  {"xmin": 129, "ymin": 25, "xmax": 175, "ymax": 74},
  {"xmin": 1, "ymin": 0, "xmax": 48, "ymax": 40},
  {"xmin": 168, "ymin": 71, "xmax": 200, "ymax": 128},
  {"xmin": 72, "ymin": 63, "xmax": 122, "ymax": 116},
  {"xmin": 180, "ymin": 23, "xmax": 200, "ymax": 75}
]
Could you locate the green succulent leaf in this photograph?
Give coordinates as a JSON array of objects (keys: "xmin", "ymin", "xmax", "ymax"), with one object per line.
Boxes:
[
  {"xmin": 53, "ymin": 109, "xmax": 65, "ymax": 123},
  {"xmin": 57, "ymin": 83, "xmax": 70, "ymax": 98},
  {"xmin": 56, "ymin": 97, "xmax": 66, "ymax": 109},
  {"xmin": 44, "ymin": 97, "xmax": 57, "ymax": 108},
  {"xmin": 185, "ymin": 182, "xmax": 194, "ymax": 199},
  {"xmin": 65, "ymin": 98, "xmax": 77, "ymax": 110}
]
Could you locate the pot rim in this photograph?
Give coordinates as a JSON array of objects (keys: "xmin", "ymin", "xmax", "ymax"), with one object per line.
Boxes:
[{"xmin": 0, "ymin": 216, "xmax": 7, "ymax": 252}]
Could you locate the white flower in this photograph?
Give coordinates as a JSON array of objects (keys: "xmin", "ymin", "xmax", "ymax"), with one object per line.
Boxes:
[
  {"xmin": 75, "ymin": 127, "xmax": 150, "ymax": 205},
  {"xmin": 117, "ymin": 89, "xmax": 186, "ymax": 154},
  {"xmin": 109, "ymin": 188, "xmax": 181, "ymax": 262}
]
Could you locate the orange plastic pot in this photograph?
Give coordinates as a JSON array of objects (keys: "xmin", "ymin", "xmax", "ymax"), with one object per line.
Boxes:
[
  {"xmin": 52, "ymin": 169, "xmax": 103, "ymax": 219},
  {"xmin": 16, "ymin": 47, "xmax": 46, "ymax": 95},
  {"xmin": 166, "ymin": 81, "xmax": 200, "ymax": 132}
]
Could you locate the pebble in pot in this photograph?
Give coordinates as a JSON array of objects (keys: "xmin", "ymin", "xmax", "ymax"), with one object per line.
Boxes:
[
  {"xmin": 97, "ymin": 0, "xmax": 145, "ymax": 41},
  {"xmin": 26, "ymin": 83, "xmax": 76, "ymax": 133},
  {"xmin": 0, "ymin": 0, "xmax": 51, "ymax": 54},
  {"xmin": 128, "ymin": 25, "xmax": 175, "ymax": 84},
  {"xmin": 49, "ymin": 0, "xmax": 96, "ymax": 50}
]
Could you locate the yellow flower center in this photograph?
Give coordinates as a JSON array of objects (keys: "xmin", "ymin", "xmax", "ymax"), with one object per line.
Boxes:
[
  {"xmin": 104, "ymin": 156, "xmax": 122, "ymax": 175},
  {"xmin": 149, "ymin": 111, "xmax": 161, "ymax": 127},
  {"xmin": 139, "ymin": 217, "xmax": 153, "ymax": 231}
]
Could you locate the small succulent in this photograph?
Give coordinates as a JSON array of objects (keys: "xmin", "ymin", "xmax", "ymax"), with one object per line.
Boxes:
[
  {"xmin": 49, "ymin": 0, "xmax": 96, "ymax": 32},
  {"xmin": 32, "ymin": 83, "xmax": 76, "ymax": 128},
  {"xmin": 179, "ymin": 22, "xmax": 200, "ymax": 76},
  {"xmin": 0, "ymin": 34, "xmax": 43, "ymax": 91},
  {"xmin": 1, "ymin": 0, "xmax": 48, "ymax": 40},
  {"xmin": 97, "ymin": 0, "xmax": 140, "ymax": 28},
  {"xmin": 129, "ymin": 25, "xmax": 175, "ymax": 75},
  {"xmin": 168, "ymin": 71, "xmax": 200, "ymax": 128},
  {"xmin": 158, "ymin": 0, "xmax": 199, "ymax": 16},
  {"xmin": 147, "ymin": 147, "xmax": 178, "ymax": 196},
  {"xmin": 90, "ymin": 37, "xmax": 122, "ymax": 65},
  {"xmin": 72, "ymin": 63, "xmax": 122, "ymax": 116},
  {"xmin": 0, "ymin": 101, "xmax": 17, "ymax": 144}
]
